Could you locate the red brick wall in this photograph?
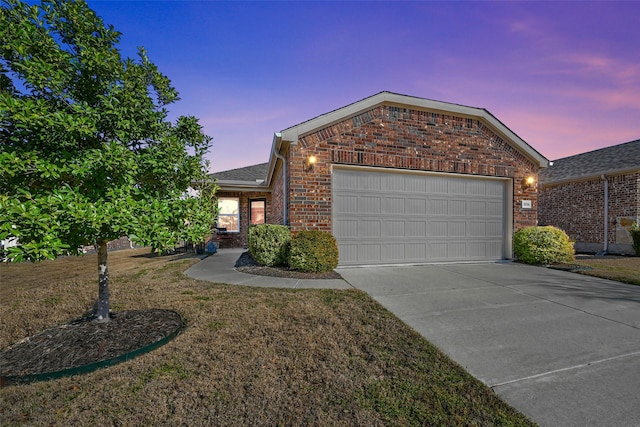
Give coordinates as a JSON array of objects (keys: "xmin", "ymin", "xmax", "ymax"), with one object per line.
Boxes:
[
  {"xmin": 539, "ymin": 172, "xmax": 640, "ymax": 252},
  {"xmin": 270, "ymin": 157, "xmax": 286, "ymax": 226},
  {"xmin": 539, "ymin": 178, "xmax": 605, "ymax": 243},
  {"xmin": 212, "ymin": 191, "xmax": 271, "ymax": 248},
  {"xmin": 286, "ymin": 105, "xmax": 540, "ymax": 233}
]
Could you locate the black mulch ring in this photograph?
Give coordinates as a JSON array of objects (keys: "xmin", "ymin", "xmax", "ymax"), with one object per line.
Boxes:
[
  {"xmin": 0, "ymin": 309, "xmax": 183, "ymax": 379},
  {"xmin": 234, "ymin": 251, "xmax": 343, "ymax": 280}
]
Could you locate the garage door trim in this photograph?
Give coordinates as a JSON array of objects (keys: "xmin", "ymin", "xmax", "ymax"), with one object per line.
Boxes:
[{"xmin": 331, "ymin": 165, "xmax": 514, "ymax": 266}]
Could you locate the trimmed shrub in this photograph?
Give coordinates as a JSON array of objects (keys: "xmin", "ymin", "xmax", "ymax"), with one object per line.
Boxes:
[
  {"xmin": 631, "ymin": 221, "xmax": 640, "ymax": 256},
  {"xmin": 247, "ymin": 224, "xmax": 290, "ymax": 267},
  {"xmin": 513, "ymin": 226, "xmax": 575, "ymax": 265},
  {"xmin": 289, "ymin": 230, "xmax": 339, "ymax": 273}
]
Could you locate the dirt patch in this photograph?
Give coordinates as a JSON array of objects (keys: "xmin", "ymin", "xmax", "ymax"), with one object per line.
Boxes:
[
  {"xmin": 235, "ymin": 251, "xmax": 342, "ymax": 280},
  {"xmin": 0, "ymin": 309, "xmax": 183, "ymax": 379}
]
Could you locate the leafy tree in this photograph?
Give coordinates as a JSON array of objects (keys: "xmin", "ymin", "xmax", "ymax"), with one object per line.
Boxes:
[{"xmin": 0, "ymin": 0, "xmax": 218, "ymax": 321}]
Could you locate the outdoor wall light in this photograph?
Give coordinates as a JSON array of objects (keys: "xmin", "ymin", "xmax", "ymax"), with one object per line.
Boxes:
[
  {"xmin": 522, "ymin": 176, "xmax": 536, "ymax": 190},
  {"xmin": 304, "ymin": 155, "xmax": 317, "ymax": 171}
]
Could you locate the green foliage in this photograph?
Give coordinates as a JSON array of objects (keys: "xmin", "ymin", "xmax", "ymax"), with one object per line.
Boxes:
[
  {"xmin": 631, "ymin": 221, "xmax": 640, "ymax": 256},
  {"xmin": 289, "ymin": 230, "xmax": 339, "ymax": 273},
  {"xmin": 513, "ymin": 226, "xmax": 575, "ymax": 265},
  {"xmin": 0, "ymin": 0, "xmax": 217, "ymax": 262},
  {"xmin": 0, "ymin": 0, "xmax": 217, "ymax": 318},
  {"xmin": 247, "ymin": 224, "xmax": 290, "ymax": 267}
]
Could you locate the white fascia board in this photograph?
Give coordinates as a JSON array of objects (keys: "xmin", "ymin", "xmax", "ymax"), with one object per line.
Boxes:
[
  {"xmin": 540, "ymin": 166, "xmax": 640, "ymax": 186},
  {"xmin": 264, "ymin": 132, "xmax": 283, "ymax": 187},
  {"xmin": 279, "ymin": 91, "xmax": 548, "ymax": 168},
  {"xmin": 215, "ymin": 180, "xmax": 270, "ymax": 192}
]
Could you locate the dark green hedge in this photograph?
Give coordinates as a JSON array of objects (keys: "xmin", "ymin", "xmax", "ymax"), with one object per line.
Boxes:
[
  {"xmin": 247, "ymin": 224, "xmax": 290, "ymax": 267},
  {"xmin": 289, "ymin": 230, "xmax": 339, "ymax": 273}
]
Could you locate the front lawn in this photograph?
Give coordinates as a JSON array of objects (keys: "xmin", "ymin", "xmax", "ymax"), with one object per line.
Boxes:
[
  {"xmin": 0, "ymin": 248, "xmax": 533, "ymax": 426},
  {"xmin": 572, "ymin": 255, "xmax": 640, "ymax": 286}
]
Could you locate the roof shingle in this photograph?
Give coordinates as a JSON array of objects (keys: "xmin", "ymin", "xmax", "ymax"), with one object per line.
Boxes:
[
  {"xmin": 540, "ymin": 139, "xmax": 640, "ymax": 183},
  {"xmin": 209, "ymin": 162, "xmax": 268, "ymax": 183}
]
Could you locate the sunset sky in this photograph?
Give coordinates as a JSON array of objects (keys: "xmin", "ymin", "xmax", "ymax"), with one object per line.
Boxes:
[{"xmin": 86, "ymin": 1, "xmax": 640, "ymax": 173}]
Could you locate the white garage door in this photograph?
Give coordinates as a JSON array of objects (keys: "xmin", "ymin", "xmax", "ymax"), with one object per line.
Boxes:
[{"xmin": 332, "ymin": 168, "xmax": 508, "ymax": 266}]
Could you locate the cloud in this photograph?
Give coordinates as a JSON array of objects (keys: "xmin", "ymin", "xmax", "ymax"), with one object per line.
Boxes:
[
  {"xmin": 501, "ymin": 109, "xmax": 640, "ymax": 160},
  {"xmin": 549, "ymin": 53, "xmax": 640, "ymax": 86},
  {"xmin": 570, "ymin": 87, "xmax": 640, "ymax": 111}
]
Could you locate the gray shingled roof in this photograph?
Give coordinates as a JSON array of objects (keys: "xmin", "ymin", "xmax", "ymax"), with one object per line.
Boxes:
[
  {"xmin": 540, "ymin": 139, "xmax": 640, "ymax": 184},
  {"xmin": 209, "ymin": 162, "xmax": 268, "ymax": 182}
]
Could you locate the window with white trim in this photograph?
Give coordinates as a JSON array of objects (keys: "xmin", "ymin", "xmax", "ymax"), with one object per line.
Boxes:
[{"xmin": 217, "ymin": 197, "xmax": 240, "ymax": 232}]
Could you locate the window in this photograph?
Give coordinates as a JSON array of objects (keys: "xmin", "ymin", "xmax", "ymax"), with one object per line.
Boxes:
[
  {"xmin": 217, "ymin": 197, "xmax": 239, "ymax": 232},
  {"xmin": 250, "ymin": 199, "xmax": 266, "ymax": 225}
]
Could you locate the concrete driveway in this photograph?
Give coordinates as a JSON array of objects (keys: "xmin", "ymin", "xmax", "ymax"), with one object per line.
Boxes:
[{"xmin": 339, "ymin": 262, "xmax": 640, "ymax": 427}]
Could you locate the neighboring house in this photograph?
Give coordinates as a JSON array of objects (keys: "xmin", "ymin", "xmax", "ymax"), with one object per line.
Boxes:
[
  {"xmin": 539, "ymin": 139, "xmax": 640, "ymax": 255},
  {"xmin": 210, "ymin": 91, "xmax": 548, "ymax": 266}
]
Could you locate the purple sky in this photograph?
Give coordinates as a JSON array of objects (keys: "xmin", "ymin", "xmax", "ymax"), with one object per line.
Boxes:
[{"xmin": 87, "ymin": 1, "xmax": 640, "ymax": 173}]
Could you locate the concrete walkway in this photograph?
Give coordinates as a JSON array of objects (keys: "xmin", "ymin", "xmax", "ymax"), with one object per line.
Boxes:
[
  {"xmin": 184, "ymin": 249, "xmax": 352, "ymax": 289},
  {"xmin": 185, "ymin": 251, "xmax": 640, "ymax": 426},
  {"xmin": 339, "ymin": 263, "xmax": 640, "ymax": 427}
]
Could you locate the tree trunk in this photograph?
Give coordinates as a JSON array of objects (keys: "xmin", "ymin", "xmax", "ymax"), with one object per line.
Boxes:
[{"xmin": 96, "ymin": 239, "xmax": 110, "ymax": 322}]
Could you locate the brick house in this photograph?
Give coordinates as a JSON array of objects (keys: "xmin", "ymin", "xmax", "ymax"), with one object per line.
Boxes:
[
  {"xmin": 539, "ymin": 139, "xmax": 640, "ymax": 255},
  {"xmin": 211, "ymin": 92, "xmax": 548, "ymax": 266}
]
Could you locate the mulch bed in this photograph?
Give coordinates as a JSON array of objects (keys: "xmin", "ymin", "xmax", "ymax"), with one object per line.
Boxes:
[
  {"xmin": 547, "ymin": 264, "xmax": 594, "ymax": 272},
  {"xmin": 0, "ymin": 309, "xmax": 183, "ymax": 380},
  {"xmin": 234, "ymin": 251, "xmax": 343, "ymax": 280}
]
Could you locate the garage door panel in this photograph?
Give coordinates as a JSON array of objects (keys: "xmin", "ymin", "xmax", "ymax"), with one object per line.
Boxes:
[
  {"xmin": 358, "ymin": 173, "xmax": 381, "ymax": 190},
  {"xmin": 486, "ymin": 222, "xmax": 503, "ymax": 237},
  {"xmin": 449, "ymin": 200, "xmax": 466, "ymax": 216},
  {"xmin": 339, "ymin": 244, "xmax": 358, "ymax": 264},
  {"xmin": 385, "ymin": 243, "xmax": 405, "ymax": 260},
  {"xmin": 406, "ymin": 175, "xmax": 427, "ymax": 193},
  {"xmin": 407, "ymin": 221, "xmax": 427, "ymax": 237},
  {"xmin": 429, "ymin": 178, "xmax": 449, "ymax": 194},
  {"xmin": 359, "ymin": 220, "xmax": 382, "ymax": 238},
  {"xmin": 448, "ymin": 222, "xmax": 467, "ymax": 237},
  {"xmin": 449, "ymin": 179, "xmax": 466, "ymax": 195},
  {"xmin": 468, "ymin": 200, "xmax": 486, "ymax": 216},
  {"xmin": 469, "ymin": 221, "xmax": 487, "ymax": 236},
  {"xmin": 487, "ymin": 201, "xmax": 503, "ymax": 216},
  {"xmin": 333, "ymin": 169, "xmax": 506, "ymax": 266},
  {"xmin": 469, "ymin": 242, "xmax": 487, "ymax": 257},
  {"xmin": 359, "ymin": 244, "xmax": 382, "ymax": 262},
  {"xmin": 467, "ymin": 180, "xmax": 486, "ymax": 195},
  {"xmin": 360, "ymin": 196, "xmax": 381, "ymax": 213},
  {"xmin": 407, "ymin": 243, "xmax": 427, "ymax": 259},
  {"xmin": 407, "ymin": 198, "xmax": 427, "ymax": 214},
  {"xmin": 387, "ymin": 220, "xmax": 405, "ymax": 237},
  {"xmin": 386, "ymin": 197, "xmax": 405, "ymax": 214},
  {"xmin": 486, "ymin": 180, "xmax": 505, "ymax": 196},
  {"xmin": 431, "ymin": 221, "xmax": 448, "ymax": 237},
  {"xmin": 382, "ymin": 174, "xmax": 405, "ymax": 191},
  {"xmin": 431, "ymin": 199, "xmax": 448, "ymax": 215},
  {"xmin": 334, "ymin": 195, "xmax": 358, "ymax": 213},
  {"xmin": 431, "ymin": 243, "xmax": 448, "ymax": 259}
]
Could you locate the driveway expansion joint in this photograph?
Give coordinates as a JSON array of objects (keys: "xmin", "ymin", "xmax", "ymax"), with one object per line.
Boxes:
[{"xmin": 490, "ymin": 349, "xmax": 640, "ymax": 390}]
